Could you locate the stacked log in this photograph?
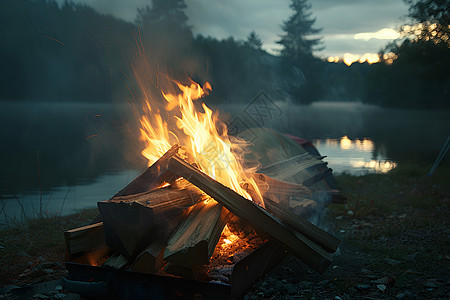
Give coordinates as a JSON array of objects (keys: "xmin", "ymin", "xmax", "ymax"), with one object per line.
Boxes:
[{"xmin": 65, "ymin": 144, "xmax": 341, "ymax": 281}]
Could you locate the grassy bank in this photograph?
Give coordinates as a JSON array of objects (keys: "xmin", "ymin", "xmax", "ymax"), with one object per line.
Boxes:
[
  {"xmin": 0, "ymin": 208, "xmax": 98, "ymax": 286},
  {"xmin": 0, "ymin": 160, "xmax": 448, "ymax": 297}
]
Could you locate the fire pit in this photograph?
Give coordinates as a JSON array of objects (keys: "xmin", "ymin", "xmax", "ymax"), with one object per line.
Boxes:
[{"xmin": 63, "ymin": 80, "xmax": 342, "ymax": 298}]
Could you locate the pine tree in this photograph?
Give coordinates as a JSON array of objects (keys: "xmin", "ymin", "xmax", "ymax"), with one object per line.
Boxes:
[
  {"xmin": 277, "ymin": 0, "xmax": 324, "ymax": 104},
  {"xmin": 135, "ymin": 0, "xmax": 189, "ymax": 30},
  {"xmin": 246, "ymin": 31, "xmax": 263, "ymax": 50},
  {"xmin": 277, "ymin": 0, "xmax": 322, "ymax": 61}
]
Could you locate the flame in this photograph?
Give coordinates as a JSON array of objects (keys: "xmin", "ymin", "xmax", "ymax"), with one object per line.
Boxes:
[
  {"xmin": 221, "ymin": 225, "xmax": 239, "ymax": 247},
  {"xmin": 137, "ymin": 76, "xmax": 262, "ymax": 204}
]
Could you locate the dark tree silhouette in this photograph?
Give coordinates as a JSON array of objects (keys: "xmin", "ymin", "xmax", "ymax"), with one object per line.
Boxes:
[
  {"xmin": 276, "ymin": 0, "xmax": 324, "ymax": 104},
  {"xmin": 134, "ymin": 0, "xmax": 195, "ymax": 80},
  {"xmin": 277, "ymin": 0, "xmax": 322, "ymax": 60},
  {"xmin": 135, "ymin": 0, "xmax": 190, "ymax": 30},
  {"xmin": 246, "ymin": 31, "xmax": 263, "ymax": 50},
  {"xmin": 363, "ymin": 0, "xmax": 450, "ymax": 109},
  {"xmin": 402, "ymin": 0, "xmax": 449, "ymax": 46}
]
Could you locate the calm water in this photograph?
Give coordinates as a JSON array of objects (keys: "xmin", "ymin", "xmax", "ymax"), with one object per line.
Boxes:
[
  {"xmin": 1, "ymin": 100, "xmax": 448, "ymax": 222},
  {"xmin": 313, "ymin": 136, "xmax": 396, "ymax": 175}
]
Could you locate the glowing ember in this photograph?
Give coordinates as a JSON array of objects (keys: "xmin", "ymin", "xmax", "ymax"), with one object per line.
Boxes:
[
  {"xmin": 221, "ymin": 225, "xmax": 239, "ymax": 247},
  {"xmin": 137, "ymin": 75, "xmax": 262, "ymax": 204}
]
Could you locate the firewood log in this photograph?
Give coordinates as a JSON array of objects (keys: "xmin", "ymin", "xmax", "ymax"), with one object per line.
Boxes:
[
  {"xmin": 167, "ymin": 155, "xmax": 333, "ymax": 273},
  {"xmin": 263, "ymin": 198, "xmax": 341, "ymax": 253},
  {"xmin": 103, "ymin": 252, "xmax": 129, "ymax": 269},
  {"xmin": 251, "ymin": 173, "xmax": 311, "ymax": 209},
  {"xmin": 98, "ymin": 178, "xmax": 206, "ymax": 257},
  {"xmin": 114, "ymin": 145, "xmax": 182, "ymax": 196},
  {"xmin": 164, "ymin": 199, "xmax": 231, "ymax": 269},
  {"xmin": 130, "ymin": 205, "xmax": 196, "ymax": 274},
  {"xmin": 64, "ymin": 222, "xmax": 106, "ymax": 255}
]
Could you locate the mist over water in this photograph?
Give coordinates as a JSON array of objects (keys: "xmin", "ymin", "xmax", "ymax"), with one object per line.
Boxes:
[{"xmin": 1, "ymin": 100, "xmax": 449, "ymax": 221}]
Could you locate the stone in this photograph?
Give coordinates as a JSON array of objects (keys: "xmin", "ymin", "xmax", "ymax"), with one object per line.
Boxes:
[
  {"xmin": 265, "ymin": 288, "xmax": 276, "ymax": 297},
  {"xmin": 376, "ymin": 284, "xmax": 386, "ymax": 292},
  {"xmin": 18, "ymin": 251, "xmax": 30, "ymax": 257},
  {"xmin": 372, "ymin": 277, "xmax": 389, "ymax": 284},
  {"xmin": 404, "ymin": 253, "xmax": 417, "ymax": 262},
  {"xmin": 277, "ymin": 284, "xmax": 287, "ymax": 294},
  {"xmin": 355, "ymin": 284, "xmax": 370, "ymax": 291},
  {"xmin": 396, "ymin": 291, "xmax": 415, "ymax": 299},
  {"xmin": 287, "ymin": 284, "xmax": 297, "ymax": 295},
  {"xmin": 63, "ymin": 294, "xmax": 81, "ymax": 300},
  {"xmin": 0, "ymin": 285, "xmax": 20, "ymax": 294},
  {"xmin": 37, "ymin": 262, "xmax": 57, "ymax": 270},
  {"xmin": 384, "ymin": 258, "xmax": 400, "ymax": 265},
  {"xmin": 319, "ymin": 280, "xmax": 330, "ymax": 286}
]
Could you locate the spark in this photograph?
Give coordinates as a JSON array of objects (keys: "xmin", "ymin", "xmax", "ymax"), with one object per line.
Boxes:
[
  {"xmin": 85, "ymin": 134, "xmax": 98, "ymax": 140},
  {"xmin": 42, "ymin": 35, "xmax": 64, "ymax": 46}
]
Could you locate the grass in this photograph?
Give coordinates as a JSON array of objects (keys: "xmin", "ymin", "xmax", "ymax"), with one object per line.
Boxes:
[
  {"xmin": 326, "ymin": 160, "xmax": 450, "ymax": 295},
  {"xmin": 0, "ymin": 208, "xmax": 98, "ymax": 286},
  {"xmin": 334, "ymin": 160, "xmax": 450, "ymax": 217}
]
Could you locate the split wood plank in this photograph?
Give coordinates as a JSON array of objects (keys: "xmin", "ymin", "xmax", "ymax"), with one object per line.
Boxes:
[
  {"xmin": 103, "ymin": 252, "xmax": 129, "ymax": 269},
  {"xmin": 64, "ymin": 222, "xmax": 106, "ymax": 255},
  {"xmin": 251, "ymin": 173, "xmax": 311, "ymax": 209},
  {"xmin": 130, "ymin": 204, "xmax": 196, "ymax": 274},
  {"xmin": 258, "ymin": 153, "xmax": 327, "ymax": 182},
  {"xmin": 164, "ymin": 199, "xmax": 230, "ymax": 269},
  {"xmin": 263, "ymin": 198, "xmax": 341, "ymax": 253},
  {"xmin": 98, "ymin": 178, "xmax": 206, "ymax": 257},
  {"xmin": 167, "ymin": 156, "xmax": 333, "ymax": 273},
  {"xmin": 114, "ymin": 145, "xmax": 181, "ymax": 197}
]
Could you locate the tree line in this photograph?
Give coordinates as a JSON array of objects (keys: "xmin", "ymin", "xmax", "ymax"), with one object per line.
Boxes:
[{"xmin": 0, "ymin": 0, "xmax": 448, "ymax": 108}]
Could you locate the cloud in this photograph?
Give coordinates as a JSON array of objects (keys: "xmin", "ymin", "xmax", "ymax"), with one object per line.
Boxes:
[
  {"xmin": 354, "ymin": 28, "xmax": 400, "ymax": 40},
  {"xmin": 311, "ymin": 0, "xmax": 408, "ymax": 34},
  {"xmin": 54, "ymin": 0, "xmax": 409, "ymax": 57}
]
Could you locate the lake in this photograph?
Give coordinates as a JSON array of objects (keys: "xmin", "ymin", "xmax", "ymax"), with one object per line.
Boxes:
[{"xmin": 1, "ymin": 100, "xmax": 448, "ymax": 222}]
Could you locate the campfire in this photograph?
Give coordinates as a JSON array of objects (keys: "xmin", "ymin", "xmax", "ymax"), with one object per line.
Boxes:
[{"xmin": 63, "ymin": 80, "xmax": 342, "ymax": 298}]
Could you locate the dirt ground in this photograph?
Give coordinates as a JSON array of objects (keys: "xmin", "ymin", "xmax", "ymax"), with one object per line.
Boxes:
[
  {"xmin": 245, "ymin": 209, "xmax": 449, "ymax": 299},
  {"xmin": 1, "ymin": 167, "xmax": 449, "ymax": 299}
]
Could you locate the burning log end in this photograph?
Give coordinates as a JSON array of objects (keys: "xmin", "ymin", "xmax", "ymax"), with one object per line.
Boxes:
[
  {"xmin": 114, "ymin": 144, "xmax": 182, "ymax": 197},
  {"xmin": 164, "ymin": 200, "xmax": 231, "ymax": 269}
]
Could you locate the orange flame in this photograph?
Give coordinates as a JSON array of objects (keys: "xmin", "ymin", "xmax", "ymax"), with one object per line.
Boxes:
[
  {"xmin": 221, "ymin": 225, "xmax": 239, "ymax": 247},
  {"xmin": 137, "ymin": 76, "xmax": 262, "ymax": 204}
]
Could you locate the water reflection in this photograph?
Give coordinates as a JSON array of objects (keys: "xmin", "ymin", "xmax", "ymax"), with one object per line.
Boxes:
[
  {"xmin": 1, "ymin": 170, "xmax": 140, "ymax": 223},
  {"xmin": 314, "ymin": 136, "xmax": 397, "ymax": 174},
  {"xmin": 1, "ymin": 101, "xmax": 448, "ymax": 222}
]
